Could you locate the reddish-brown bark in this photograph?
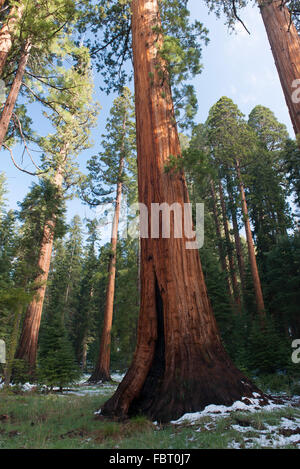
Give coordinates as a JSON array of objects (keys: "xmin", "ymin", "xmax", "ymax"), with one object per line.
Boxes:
[
  {"xmin": 15, "ymin": 168, "xmax": 63, "ymax": 373},
  {"xmin": 218, "ymin": 180, "xmax": 241, "ymax": 312},
  {"xmin": 0, "ymin": 3, "xmax": 24, "ymax": 76},
  {"xmin": 101, "ymin": 0, "xmax": 262, "ymax": 423},
  {"xmin": 210, "ymin": 180, "xmax": 233, "ymax": 303},
  {"xmin": 88, "ymin": 154, "xmax": 124, "ymax": 383},
  {"xmin": 235, "ymin": 160, "xmax": 265, "ymax": 316},
  {"xmin": 226, "ymin": 175, "xmax": 246, "ymax": 299},
  {"xmin": 0, "ymin": 38, "xmax": 31, "ymax": 148},
  {"xmin": 259, "ymin": 0, "xmax": 300, "ymax": 137}
]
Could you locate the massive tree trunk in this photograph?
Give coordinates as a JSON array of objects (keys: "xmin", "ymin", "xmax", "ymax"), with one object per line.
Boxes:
[
  {"xmin": 259, "ymin": 0, "xmax": 300, "ymax": 137},
  {"xmin": 235, "ymin": 159, "xmax": 265, "ymax": 316},
  {"xmin": 210, "ymin": 180, "xmax": 234, "ymax": 303},
  {"xmin": 218, "ymin": 179, "xmax": 241, "ymax": 312},
  {"xmin": 0, "ymin": 3, "xmax": 24, "ymax": 76},
  {"xmin": 101, "ymin": 0, "xmax": 263, "ymax": 423},
  {"xmin": 15, "ymin": 167, "xmax": 63, "ymax": 373},
  {"xmin": 0, "ymin": 38, "xmax": 31, "ymax": 148},
  {"xmin": 89, "ymin": 152, "xmax": 125, "ymax": 383}
]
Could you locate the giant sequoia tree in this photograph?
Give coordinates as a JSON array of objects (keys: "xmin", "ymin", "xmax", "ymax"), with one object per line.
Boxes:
[
  {"xmin": 100, "ymin": 0, "xmax": 262, "ymax": 423},
  {"xmin": 204, "ymin": 0, "xmax": 300, "ymax": 140},
  {"xmin": 207, "ymin": 97, "xmax": 266, "ymax": 316}
]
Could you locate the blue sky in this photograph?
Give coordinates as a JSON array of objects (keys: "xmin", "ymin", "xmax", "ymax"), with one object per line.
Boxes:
[{"xmin": 0, "ymin": 1, "xmax": 294, "ymax": 235}]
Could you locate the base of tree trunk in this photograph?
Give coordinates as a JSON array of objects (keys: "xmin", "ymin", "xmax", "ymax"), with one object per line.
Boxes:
[
  {"xmin": 102, "ymin": 360, "xmax": 266, "ymax": 423},
  {"xmin": 134, "ymin": 370, "xmax": 265, "ymax": 423},
  {"xmin": 87, "ymin": 368, "xmax": 111, "ymax": 384},
  {"xmin": 101, "ymin": 278, "xmax": 266, "ymax": 423}
]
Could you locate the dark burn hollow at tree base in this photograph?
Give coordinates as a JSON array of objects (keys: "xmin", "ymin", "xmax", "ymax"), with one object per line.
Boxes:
[{"xmin": 102, "ymin": 275, "xmax": 265, "ymax": 424}]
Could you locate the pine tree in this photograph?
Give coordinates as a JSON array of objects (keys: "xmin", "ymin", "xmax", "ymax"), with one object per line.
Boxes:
[
  {"xmin": 83, "ymin": 87, "xmax": 136, "ymax": 383},
  {"xmin": 15, "ymin": 51, "xmax": 98, "ymax": 375},
  {"xmin": 38, "ymin": 307, "xmax": 80, "ymax": 392},
  {"xmin": 0, "ymin": 1, "xmax": 90, "ymax": 150},
  {"xmin": 71, "ymin": 219, "xmax": 100, "ymax": 371}
]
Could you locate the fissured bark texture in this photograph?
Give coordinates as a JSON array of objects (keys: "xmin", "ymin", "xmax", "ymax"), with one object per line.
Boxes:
[{"xmin": 101, "ymin": 0, "xmax": 262, "ymax": 423}]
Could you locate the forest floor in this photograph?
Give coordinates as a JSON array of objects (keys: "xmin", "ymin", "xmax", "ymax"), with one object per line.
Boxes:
[{"xmin": 0, "ymin": 374, "xmax": 300, "ymax": 449}]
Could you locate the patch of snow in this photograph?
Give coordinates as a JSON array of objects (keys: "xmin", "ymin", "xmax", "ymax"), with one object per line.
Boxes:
[
  {"xmin": 231, "ymin": 424, "xmax": 256, "ymax": 433},
  {"xmin": 111, "ymin": 371, "xmax": 125, "ymax": 383},
  {"xmin": 22, "ymin": 382, "xmax": 36, "ymax": 392},
  {"xmin": 170, "ymin": 396, "xmax": 288, "ymax": 425},
  {"xmin": 228, "ymin": 415, "xmax": 300, "ymax": 449},
  {"xmin": 228, "ymin": 440, "xmax": 242, "ymax": 449},
  {"xmin": 280, "ymin": 417, "xmax": 300, "ymax": 430}
]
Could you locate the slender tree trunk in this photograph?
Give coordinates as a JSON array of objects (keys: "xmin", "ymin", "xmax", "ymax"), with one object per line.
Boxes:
[
  {"xmin": 101, "ymin": 0, "xmax": 263, "ymax": 423},
  {"xmin": 210, "ymin": 180, "xmax": 233, "ymax": 302},
  {"xmin": 0, "ymin": 38, "xmax": 31, "ymax": 148},
  {"xmin": 0, "ymin": 4, "xmax": 24, "ymax": 76},
  {"xmin": 81, "ymin": 340, "xmax": 87, "ymax": 371},
  {"xmin": 235, "ymin": 159, "xmax": 265, "ymax": 316},
  {"xmin": 15, "ymin": 167, "xmax": 63, "ymax": 374},
  {"xmin": 218, "ymin": 180, "xmax": 241, "ymax": 312},
  {"xmin": 88, "ymin": 152, "xmax": 125, "ymax": 383},
  {"xmin": 259, "ymin": 0, "xmax": 300, "ymax": 137},
  {"xmin": 4, "ymin": 303, "xmax": 23, "ymax": 387},
  {"xmin": 226, "ymin": 174, "xmax": 246, "ymax": 297}
]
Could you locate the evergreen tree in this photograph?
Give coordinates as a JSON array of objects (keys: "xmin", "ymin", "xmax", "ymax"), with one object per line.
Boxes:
[
  {"xmin": 15, "ymin": 49, "xmax": 98, "ymax": 376},
  {"xmin": 203, "ymin": 0, "xmax": 300, "ymax": 141},
  {"xmin": 282, "ymin": 139, "xmax": 300, "ymax": 218},
  {"xmin": 84, "ymin": 87, "xmax": 136, "ymax": 383},
  {"xmin": 206, "ymin": 96, "xmax": 265, "ymax": 316},
  {"xmin": 246, "ymin": 106, "xmax": 293, "ymax": 269},
  {"xmin": 71, "ymin": 219, "xmax": 100, "ymax": 371},
  {"xmin": 38, "ymin": 308, "xmax": 80, "ymax": 391}
]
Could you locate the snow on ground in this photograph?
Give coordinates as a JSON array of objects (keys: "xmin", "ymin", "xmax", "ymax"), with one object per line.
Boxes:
[
  {"xmin": 59, "ymin": 371, "xmax": 126, "ymax": 397},
  {"xmin": 227, "ymin": 416, "xmax": 300, "ymax": 449},
  {"xmin": 169, "ymin": 392, "xmax": 300, "ymax": 449},
  {"xmin": 170, "ymin": 394, "xmax": 289, "ymax": 425},
  {"xmin": 1, "ymin": 374, "xmax": 300, "ymax": 448},
  {"xmin": 0, "ymin": 371, "xmax": 126, "ymax": 396}
]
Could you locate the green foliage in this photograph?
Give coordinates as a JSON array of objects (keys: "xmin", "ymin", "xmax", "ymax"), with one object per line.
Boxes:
[
  {"xmin": 70, "ymin": 219, "xmax": 100, "ymax": 368},
  {"xmin": 1, "ymin": 1, "xmax": 96, "ymax": 150},
  {"xmin": 179, "ymin": 97, "xmax": 299, "ymax": 381},
  {"xmin": 79, "ymin": 0, "xmax": 207, "ymax": 128},
  {"xmin": 110, "ymin": 238, "xmax": 139, "ymax": 370},
  {"xmin": 248, "ymin": 105, "xmax": 289, "ymax": 152},
  {"xmin": 246, "ymin": 106, "xmax": 293, "ymax": 265},
  {"xmin": 263, "ymin": 235, "xmax": 300, "ymax": 339},
  {"xmin": 203, "ymin": 1, "xmax": 300, "ymax": 33},
  {"xmin": 82, "ymin": 87, "xmax": 136, "ymax": 207},
  {"xmin": 246, "ymin": 315, "xmax": 289, "ymax": 374},
  {"xmin": 37, "ymin": 308, "xmax": 80, "ymax": 390},
  {"xmin": 281, "ymin": 138, "xmax": 300, "ymax": 213}
]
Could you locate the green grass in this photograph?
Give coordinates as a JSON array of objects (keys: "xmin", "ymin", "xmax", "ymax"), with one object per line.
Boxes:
[{"xmin": 0, "ymin": 390, "xmax": 299, "ymax": 449}]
